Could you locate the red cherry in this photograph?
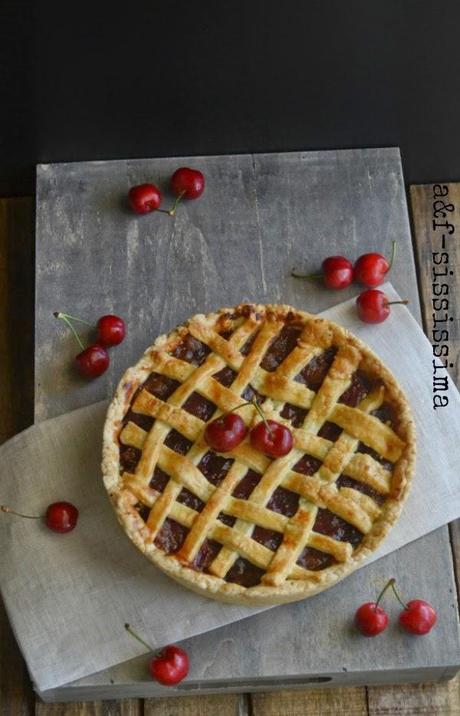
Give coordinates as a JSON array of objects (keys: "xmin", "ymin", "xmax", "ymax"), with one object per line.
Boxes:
[
  {"xmin": 399, "ymin": 600, "xmax": 437, "ymax": 635},
  {"xmin": 205, "ymin": 413, "xmax": 248, "ymax": 452},
  {"xmin": 75, "ymin": 344, "xmax": 110, "ymax": 377},
  {"xmin": 321, "ymin": 256, "xmax": 353, "ymax": 289},
  {"xmin": 353, "ymin": 253, "xmax": 389, "ymax": 287},
  {"xmin": 353, "ymin": 242, "xmax": 396, "ymax": 287},
  {"xmin": 356, "ymin": 289, "xmax": 408, "ymax": 324},
  {"xmin": 149, "ymin": 645, "xmax": 189, "ymax": 686},
  {"xmin": 128, "ymin": 184, "xmax": 162, "ymax": 214},
  {"xmin": 355, "ymin": 602, "xmax": 389, "ymax": 636},
  {"xmin": 45, "ymin": 501, "xmax": 79, "ymax": 533},
  {"xmin": 170, "ymin": 167, "xmax": 205, "ymax": 199},
  {"xmin": 97, "ymin": 315, "xmax": 126, "ymax": 347},
  {"xmin": 356, "ymin": 289, "xmax": 390, "ymax": 323},
  {"xmin": 250, "ymin": 420, "xmax": 293, "ymax": 458},
  {"xmin": 1, "ymin": 502, "xmax": 79, "ymax": 533}
]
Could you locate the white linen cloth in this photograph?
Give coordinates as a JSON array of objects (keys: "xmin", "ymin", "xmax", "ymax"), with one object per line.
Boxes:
[{"xmin": 1, "ymin": 284, "xmax": 459, "ymax": 691}]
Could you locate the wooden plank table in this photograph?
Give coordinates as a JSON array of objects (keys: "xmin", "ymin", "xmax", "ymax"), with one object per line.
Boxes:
[{"xmin": 1, "ymin": 170, "xmax": 459, "ymax": 714}]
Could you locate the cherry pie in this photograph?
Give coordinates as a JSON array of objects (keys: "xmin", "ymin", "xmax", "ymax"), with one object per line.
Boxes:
[{"xmin": 102, "ymin": 304, "xmax": 415, "ymax": 605}]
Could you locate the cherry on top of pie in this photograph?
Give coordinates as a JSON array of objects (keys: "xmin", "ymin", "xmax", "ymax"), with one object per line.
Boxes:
[{"xmin": 102, "ymin": 303, "xmax": 415, "ymax": 605}]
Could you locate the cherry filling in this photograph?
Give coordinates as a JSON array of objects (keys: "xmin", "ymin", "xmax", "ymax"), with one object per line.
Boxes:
[
  {"xmin": 240, "ymin": 332, "xmax": 258, "ymax": 356},
  {"xmin": 212, "ymin": 366, "xmax": 237, "ymax": 387},
  {"xmin": 135, "ymin": 503, "xmax": 151, "ymax": 522},
  {"xmin": 356, "ymin": 443, "xmax": 393, "ymax": 471},
  {"xmin": 120, "ymin": 371, "xmax": 182, "ymax": 471},
  {"xmin": 232, "ymin": 470, "xmax": 262, "ymax": 498},
  {"xmin": 192, "ymin": 539, "xmax": 222, "ymax": 571},
  {"xmin": 164, "ymin": 429, "xmax": 193, "ymax": 455},
  {"xmin": 267, "ymin": 487, "xmax": 299, "ymax": 517},
  {"xmin": 155, "ymin": 518, "xmax": 188, "ymax": 554},
  {"xmin": 198, "ymin": 451, "xmax": 234, "ymax": 487},
  {"xmin": 372, "ymin": 402, "xmax": 396, "ymax": 426},
  {"xmin": 318, "ymin": 422, "xmax": 342, "ymax": 441},
  {"xmin": 225, "ymin": 558, "xmax": 265, "ymax": 587},
  {"xmin": 144, "ymin": 372, "xmax": 180, "ymax": 400},
  {"xmin": 149, "ymin": 466, "xmax": 170, "ymax": 492},
  {"xmin": 182, "ymin": 392, "xmax": 217, "ymax": 422},
  {"xmin": 260, "ymin": 324, "xmax": 303, "ymax": 372},
  {"xmin": 336, "ymin": 475, "xmax": 386, "ymax": 506},
  {"xmin": 252, "ymin": 526, "xmax": 283, "ymax": 551},
  {"xmin": 281, "ymin": 403, "xmax": 308, "ymax": 428},
  {"xmin": 241, "ymin": 383, "xmax": 265, "ymax": 404},
  {"xmin": 219, "ymin": 329, "xmax": 234, "ymax": 340},
  {"xmin": 123, "ymin": 409, "xmax": 155, "ymax": 433},
  {"xmin": 339, "ymin": 371, "xmax": 373, "ymax": 407},
  {"xmin": 356, "ymin": 402, "xmax": 396, "ymax": 470},
  {"xmin": 296, "ymin": 347, "xmax": 337, "ymax": 390},
  {"xmin": 171, "ymin": 333, "xmax": 211, "ymax": 365},
  {"xmin": 120, "ymin": 445, "xmax": 142, "ymax": 472},
  {"xmin": 313, "ymin": 508, "xmax": 363, "ymax": 548},
  {"xmin": 177, "ymin": 488, "xmax": 205, "ymax": 512},
  {"xmin": 218, "ymin": 512, "xmax": 236, "ymax": 527},
  {"xmin": 297, "ymin": 547, "xmax": 336, "ymax": 571},
  {"xmin": 293, "ymin": 454, "xmax": 322, "ymax": 476}
]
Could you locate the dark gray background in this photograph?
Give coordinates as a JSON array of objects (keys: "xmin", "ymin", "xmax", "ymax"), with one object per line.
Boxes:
[{"xmin": 2, "ymin": 1, "xmax": 460, "ymax": 195}]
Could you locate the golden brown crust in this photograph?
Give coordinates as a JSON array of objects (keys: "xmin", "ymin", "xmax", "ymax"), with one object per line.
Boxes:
[{"xmin": 102, "ymin": 303, "xmax": 416, "ymax": 605}]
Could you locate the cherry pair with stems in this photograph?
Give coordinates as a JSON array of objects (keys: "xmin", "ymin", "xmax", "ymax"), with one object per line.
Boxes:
[
  {"xmin": 54, "ymin": 311, "xmax": 126, "ymax": 378},
  {"xmin": 129, "ymin": 167, "xmax": 204, "ymax": 215},
  {"xmin": 356, "ymin": 578, "xmax": 437, "ymax": 636}
]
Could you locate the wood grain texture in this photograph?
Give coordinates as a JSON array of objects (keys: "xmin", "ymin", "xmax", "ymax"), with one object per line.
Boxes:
[
  {"xmin": 368, "ymin": 674, "xmax": 460, "ymax": 715},
  {"xmin": 0, "ymin": 198, "xmax": 34, "ymax": 442},
  {"xmin": 35, "ymin": 149, "xmax": 421, "ymax": 421},
  {"xmin": 33, "ymin": 152, "xmax": 458, "ymax": 703},
  {"xmin": 410, "ymin": 182, "xmax": 460, "ymax": 597},
  {"xmin": 410, "ymin": 183, "xmax": 460, "ymax": 385},
  {"xmin": 144, "ymin": 694, "xmax": 243, "ymax": 716},
  {"xmin": 35, "ymin": 701, "xmax": 140, "ymax": 716},
  {"xmin": 0, "ymin": 197, "xmax": 35, "ymax": 716},
  {"xmin": 251, "ymin": 687, "xmax": 368, "ymax": 715}
]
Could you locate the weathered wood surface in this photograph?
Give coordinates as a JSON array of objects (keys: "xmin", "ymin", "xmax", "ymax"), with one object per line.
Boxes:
[
  {"xmin": 34, "ymin": 149, "xmax": 458, "ymax": 705},
  {"xmin": 34, "ymin": 702, "xmax": 141, "ymax": 716},
  {"xmin": 35, "ymin": 149, "xmax": 421, "ymax": 421},
  {"xmin": 143, "ymin": 694, "xmax": 245, "ymax": 716},
  {"xmin": 410, "ymin": 182, "xmax": 460, "ymax": 593},
  {"xmin": 1, "ymin": 167, "xmax": 459, "ymax": 714},
  {"xmin": 362, "ymin": 183, "xmax": 460, "ymax": 716},
  {"xmin": 251, "ymin": 687, "xmax": 368, "ymax": 715},
  {"xmin": 367, "ymin": 677, "xmax": 460, "ymax": 715},
  {"xmin": 33, "ymin": 152, "xmax": 458, "ymax": 704},
  {"xmin": 0, "ymin": 198, "xmax": 35, "ymax": 716}
]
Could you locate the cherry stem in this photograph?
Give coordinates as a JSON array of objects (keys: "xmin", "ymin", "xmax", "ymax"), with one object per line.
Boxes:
[
  {"xmin": 250, "ymin": 399, "xmax": 274, "ymax": 437},
  {"xmin": 291, "ymin": 270, "xmax": 322, "ymax": 280},
  {"xmin": 223, "ymin": 399, "xmax": 274, "ymax": 437},
  {"xmin": 374, "ymin": 577, "xmax": 397, "ymax": 609},
  {"xmin": 389, "ymin": 580, "xmax": 409, "ymax": 610},
  {"xmin": 386, "ymin": 300, "xmax": 409, "ymax": 306},
  {"xmin": 54, "ymin": 312, "xmax": 85, "ymax": 351},
  {"xmin": 53, "ymin": 311, "xmax": 91, "ymax": 326},
  {"xmin": 124, "ymin": 623, "xmax": 154, "ymax": 653},
  {"xmin": 168, "ymin": 191, "xmax": 186, "ymax": 216},
  {"xmin": 387, "ymin": 240, "xmax": 397, "ymax": 272},
  {"xmin": 1, "ymin": 505, "xmax": 41, "ymax": 520}
]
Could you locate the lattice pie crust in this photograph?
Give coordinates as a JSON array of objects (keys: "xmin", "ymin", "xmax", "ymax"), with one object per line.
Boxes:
[{"xmin": 102, "ymin": 304, "xmax": 415, "ymax": 605}]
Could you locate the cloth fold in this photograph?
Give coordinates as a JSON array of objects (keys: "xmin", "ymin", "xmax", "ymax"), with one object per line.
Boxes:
[{"xmin": 1, "ymin": 283, "xmax": 459, "ymax": 692}]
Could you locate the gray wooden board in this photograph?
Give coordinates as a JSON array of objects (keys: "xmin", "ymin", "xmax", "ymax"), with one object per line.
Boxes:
[{"xmin": 34, "ymin": 149, "xmax": 459, "ymax": 701}]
